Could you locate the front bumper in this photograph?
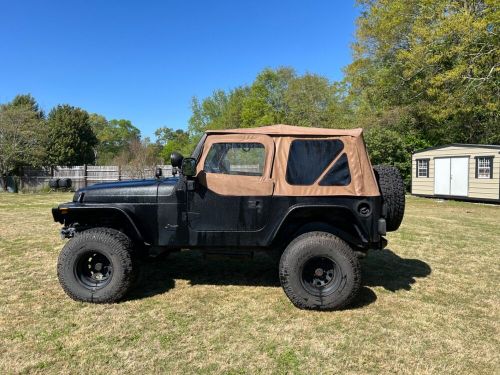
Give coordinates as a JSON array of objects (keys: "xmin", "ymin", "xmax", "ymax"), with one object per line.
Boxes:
[{"xmin": 52, "ymin": 206, "xmax": 65, "ymax": 223}]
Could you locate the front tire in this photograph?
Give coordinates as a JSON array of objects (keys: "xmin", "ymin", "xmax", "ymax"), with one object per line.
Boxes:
[
  {"xmin": 57, "ymin": 228, "xmax": 135, "ymax": 303},
  {"xmin": 279, "ymin": 232, "xmax": 361, "ymax": 310}
]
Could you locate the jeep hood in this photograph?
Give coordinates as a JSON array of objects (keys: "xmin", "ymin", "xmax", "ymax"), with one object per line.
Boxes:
[{"xmin": 74, "ymin": 178, "xmax": 178, "ymax": 204}]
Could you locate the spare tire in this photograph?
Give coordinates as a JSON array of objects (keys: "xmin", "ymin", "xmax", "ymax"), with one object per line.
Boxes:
[
  {"xmin": 373, "ymin": 165, "xmax": 405, "ymax": 231},
  {"xmin": 49, "ymin": 178, "xmax": 59, "ymax": 189},
  {"xmin": 59, "ymin": 178, "xmax": 72, "ymax": 189}
]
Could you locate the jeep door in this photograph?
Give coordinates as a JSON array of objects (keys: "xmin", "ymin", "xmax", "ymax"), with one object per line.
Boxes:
[{"xmin": 187, "ymin": 134, "xmax": 274, "ymax": 232}]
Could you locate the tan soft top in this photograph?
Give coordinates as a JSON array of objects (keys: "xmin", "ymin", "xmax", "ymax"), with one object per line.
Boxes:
[
  {"xmin": 199, "ymin": 124, "xmax": 379, "ymax": 197},
  {"xmin": 205, "ymin": 124, "xmax": 363, "ymax": 137}
]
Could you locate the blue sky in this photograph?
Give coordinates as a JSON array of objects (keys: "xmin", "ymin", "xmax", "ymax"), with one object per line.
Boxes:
[{"xmin": 0, "ymin": 1, "xmax": 360, "ymax": 138}]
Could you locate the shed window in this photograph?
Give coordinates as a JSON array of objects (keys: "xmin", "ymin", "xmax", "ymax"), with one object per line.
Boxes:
[
  {"xmin": 476, "ymin": 156, "xmax": 493, "ymax": 179},
  {"xmin": 417, "ymin": 159, "xmax": 429, "ymax": 178}
]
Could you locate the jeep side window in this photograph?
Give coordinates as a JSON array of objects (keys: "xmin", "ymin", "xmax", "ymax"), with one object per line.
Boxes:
[
  {"xmin": 286, "ymin": 139, "xmax": 344, "ymax": 185},
  {"xmin": 204, "ymin": 142, "xmax": 265, "ymax": 176},
  {"xmin": 319, "ymin": 153, "xmax": 351, "ymax": 186}
]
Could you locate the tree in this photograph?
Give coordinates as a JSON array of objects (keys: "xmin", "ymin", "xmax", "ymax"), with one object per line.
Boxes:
[
  {"xmin": 113, "ymin": 138, "xmax": 162, "ymax": 178},
  {"xmin": 189, "ymin": 80, "xmax": 240, "ymax": 135},
  {"xmin": 10, "ymin": 94, "xmax": 45, "ymax": 119},
  {"xmin": 364, "ymin": 107, "xmax": 431, "ymax": 188},
  {"xmin": 346, "ymin": 0, "xmax": 499, "ymax": 144},
  {"xmin": 240, "ymin": 68, "xmax": 295, "ymax": 126},
  {"xmin": 46, "ymin": 105, "xmax": 98, "ymax": 166},
  {"xmin": 88, "ymin": 114, "xmax": 108, "ymax": 138},
  {"xmin": 284, "ymin": 74, "xmax": 352, "ymax": 128},
  {"xmin": 155, "ymin": 127, "xmax": 192, "ymax": 162},
  {"xmin": 188, "ymin": 67, "xmax": 353, "ymax": 135},
  {"xmin": 0, "ymin": 103, "xmax": 46, "ymax": 190},
  {"xmin": 90, "ymin": 115, "xmax": 141, "ymax": 164}
]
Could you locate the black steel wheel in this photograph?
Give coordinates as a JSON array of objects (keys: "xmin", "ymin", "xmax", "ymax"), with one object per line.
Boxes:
[
  {"xmin": 279, "ymin": 231, "xmax": 361, "ymax": 310},
  {"xmin": 75, "ymin": 251, "xmax": 113, "ymax": 289},
  {"xmin": 57, "ymin": 228, "xmax": 135, "ymax": 303},
  {"xmin": 300, "ymin": 256, "xmax": 342, "ymax": 296}
]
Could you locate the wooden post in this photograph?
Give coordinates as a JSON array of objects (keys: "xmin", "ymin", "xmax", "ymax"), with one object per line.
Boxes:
[
  {"xmin": 50, "ymin": 166, "xmax": 54, "ymax": 191},
  {"xmin": 84, "ymin": 164, "xmax": 88, "ymax": 187},
  {"xmin": 19, "ymin": 167, "xmax": 23, "ymax": 191}
]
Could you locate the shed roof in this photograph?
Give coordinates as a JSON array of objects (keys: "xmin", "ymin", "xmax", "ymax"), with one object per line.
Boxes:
[
  {"xmin": 414, "ymin": 144, "xmax": 500, "ymax": 154},
  {"xmin": 205, "ymin": 124, "xmax": 363, "ymax": 137}
]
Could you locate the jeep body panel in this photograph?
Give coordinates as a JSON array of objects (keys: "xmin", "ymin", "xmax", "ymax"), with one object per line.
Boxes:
[
  {"xmin": 53, "ymin": 178, "xmax": 180, "ymax": 245},
  {"xmin": 53, "ymin": 124, "xmax": 384, "ymax": 252}
]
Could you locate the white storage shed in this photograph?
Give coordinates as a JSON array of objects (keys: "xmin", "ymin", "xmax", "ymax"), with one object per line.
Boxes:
[{"xmin": 411, "ymin": 144, "xmax": 500, "ymax": 203}]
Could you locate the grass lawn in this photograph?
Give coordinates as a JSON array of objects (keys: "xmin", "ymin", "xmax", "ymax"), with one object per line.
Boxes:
[{"xmin": 0, "ymin": 192, "xmax": 498, "ymax": 374}]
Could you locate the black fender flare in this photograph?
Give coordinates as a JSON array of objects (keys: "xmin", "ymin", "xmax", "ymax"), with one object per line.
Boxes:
[
  {"xmin": 292, "ymin": 221, "xmax": 365, "ymax": 246},
  {"xmin": 268, "ymin": 204, "xmax": 368, "ymax": 248},
  {"xmin": 52, "ymin": 205, "xmax": 144, "ymax": 242}
]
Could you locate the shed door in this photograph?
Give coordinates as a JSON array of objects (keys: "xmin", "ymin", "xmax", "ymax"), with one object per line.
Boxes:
[
  {"xmin": 450, "ymin": 157, "xmax": 469, "ymax": 196},
  {"xmin": 434, "ymin": 157, "xmax": 469, "ymax": 196},
  {"xmin": 434, "ymin": 158, "xmax": 451, "ymax": 195}
]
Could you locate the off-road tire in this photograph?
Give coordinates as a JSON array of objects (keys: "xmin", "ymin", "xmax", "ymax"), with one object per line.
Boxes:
[
  {"xmin": 373, "ymin": 165, "xmax": 405, "ymax": 231},
  {"xmin": 279, "ymin": 232, "xmax": 361, "ymax": 310},
  {"xmin": 57, "ymin": 227, "xmax": 135, "ymax": 303},
  {"xmin": 58, "ymin": 178, "xmax": 72, "ymax": 189},
  {"xmin": 48, "ymin": 178, "xmax": 59, "ymax": 189}
]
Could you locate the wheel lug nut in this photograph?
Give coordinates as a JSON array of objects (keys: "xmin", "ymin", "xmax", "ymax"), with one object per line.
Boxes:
[{"xmin": 314, "ymin": 268, "xmax": 324, "ymax": 277}]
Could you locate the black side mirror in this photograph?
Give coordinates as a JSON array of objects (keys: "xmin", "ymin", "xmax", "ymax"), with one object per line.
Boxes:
[
  {"xmin": 181, "ymin": 158, "xmax": 197, "ymax": 177},
  {"xmin": 170, "ymin": 152, "xmax": 184, "ymax": 168},
  {"xmin": 155, "ymin": 167, "xmax": 162, "ymax": 179}
]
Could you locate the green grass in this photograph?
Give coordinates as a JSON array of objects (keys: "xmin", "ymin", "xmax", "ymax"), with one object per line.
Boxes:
[{"xmin": 0, "ymin": 192, "xmax": 498, "ymax": 374}]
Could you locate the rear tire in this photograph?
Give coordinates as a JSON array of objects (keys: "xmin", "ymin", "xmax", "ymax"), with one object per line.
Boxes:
[
  {"xmin": 279, "ymin": 232, "xmax": 361, "ymax": 310},
  {"xmin": 373, "ymin": 165, "xmax": 405, "ymax": 231},
  {"xmin": 57, "ymin": 228, "xmax": 135, "ymax": 303}
]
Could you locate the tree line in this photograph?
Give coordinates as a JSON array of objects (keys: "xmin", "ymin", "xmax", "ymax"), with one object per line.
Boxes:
[
  {"xmin": 169, "ymin": 0, "xmax": 499, "ymax": 187},
  {"xmin": 0, "ymin": 94, "xmax": 165, "ymax": 189},
  {"xmin": 1, "ymin": 0, "xmax": 498, "ymax": 189}
]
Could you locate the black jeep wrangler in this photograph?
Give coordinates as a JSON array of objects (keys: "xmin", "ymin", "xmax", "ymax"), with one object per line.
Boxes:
[{"xmin": 53, "ymin": 124, "xmax": 405, "ymax": 310}]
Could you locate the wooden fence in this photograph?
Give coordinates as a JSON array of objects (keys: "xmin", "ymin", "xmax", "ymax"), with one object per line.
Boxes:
[
  {"xmin": 17, "ymin": 165, "xmax": 173, "ymax": 191},
  {"xmin": 3, "ymin": 163, "xmax": 262, "ymax": 192}
]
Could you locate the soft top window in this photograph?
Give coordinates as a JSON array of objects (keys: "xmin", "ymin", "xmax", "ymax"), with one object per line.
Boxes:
[
  {"xmin": 204, "ymin": 142, "xmax": 265, "ymax": 176},
  {"xmin": 286, "ymin": 139, "xmax": 344, "ymax": 185},
  {"xmin": 319, "ymin": 153, "xmax": 351, "ymax": 186}
]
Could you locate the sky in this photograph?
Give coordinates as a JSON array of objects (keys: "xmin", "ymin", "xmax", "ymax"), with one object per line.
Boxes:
[{"xmin": 0, "ymin": 1, "xmax": 360, "ymax": 139}]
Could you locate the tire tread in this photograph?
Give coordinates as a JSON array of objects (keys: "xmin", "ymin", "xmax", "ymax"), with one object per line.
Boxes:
[
  {"xmin": 57, "ymin": 227, "xmax": 135, "ymax": 303},
  {"xmin": 279, "ymin": 231, "xmax": 361, "ymax": 310},
  {"xmin": 373, "ymin": 165, "xmax": 405, "ymax": 231}
]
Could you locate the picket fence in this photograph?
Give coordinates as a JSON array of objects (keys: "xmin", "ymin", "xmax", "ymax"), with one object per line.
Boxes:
[
  {"xmin": 17, "ymin": 165, "xmax": 173, "ymax": 191},
  {"xmin": 2, "ymin": 163, "xmax": 263, "ymax": 192}
]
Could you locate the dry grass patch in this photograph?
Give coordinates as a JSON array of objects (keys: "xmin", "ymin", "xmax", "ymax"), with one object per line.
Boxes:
[{"xmin": 0, "ymin": 193, "xmax": 499, "ymax": 374}]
